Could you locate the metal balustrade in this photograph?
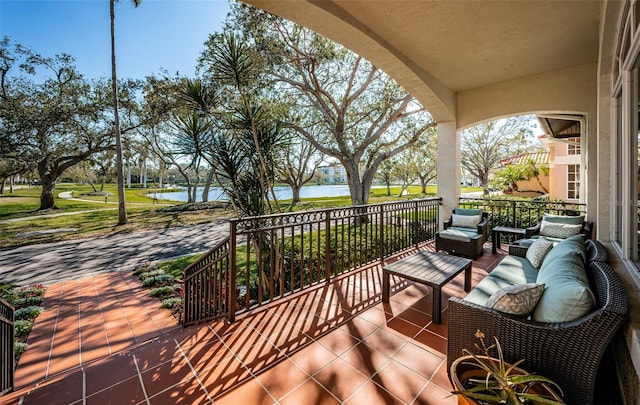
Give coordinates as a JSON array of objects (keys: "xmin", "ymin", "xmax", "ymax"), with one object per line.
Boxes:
[
  {"xmin": 0, "ymin": 297, "xmax": 14, "ymax": 396},
  {"xmin": 183, "ymin": 198, "xmax": 441, "ymax": 325}
]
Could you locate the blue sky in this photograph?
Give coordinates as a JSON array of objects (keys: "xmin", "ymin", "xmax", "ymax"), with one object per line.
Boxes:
[{"xmin": 0, "ymin": 0, "xmax": 231, "ymax": 80}]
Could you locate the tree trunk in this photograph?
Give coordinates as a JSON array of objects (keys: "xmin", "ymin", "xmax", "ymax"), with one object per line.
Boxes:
[
  {"xmin": 0, "ymin": 179, "xmax": 5, "ymax": 195},
  {"xmin": 202, "ymin": 170, "xmax": 214, "ymax": 202},
  {"xmin": 39, "ymin": 176, "xmax": 56, "ymax": 210},
  {"xmin": 386, "ymin": 181, "xmax": 391, "ymax": 196},
  {"xmin": 110, "ymin": 0, "xmax": 127, "ymax": 225},
  {"xmin": 291, "ymin": 185, "xmax": 301, "ymax": 204},
  {"xmin": 126, "ymin": 160, "xmax": 131, "ymax": 188}
]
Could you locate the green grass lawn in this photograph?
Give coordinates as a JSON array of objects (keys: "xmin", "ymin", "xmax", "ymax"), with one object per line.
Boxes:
[{"xmin": 0, "ymin": 183, "xmax": 482, "ymax": 248}]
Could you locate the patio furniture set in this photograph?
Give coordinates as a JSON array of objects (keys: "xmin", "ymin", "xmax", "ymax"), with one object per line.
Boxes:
[{"xmin": 382, "ymin": 210, "xmax": 629, "ymax": 405}]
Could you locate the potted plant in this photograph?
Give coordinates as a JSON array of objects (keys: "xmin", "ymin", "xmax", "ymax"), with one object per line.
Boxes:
[{"xmin": 450, "ymin": 330, "xmax": 564, "ymax": 405}]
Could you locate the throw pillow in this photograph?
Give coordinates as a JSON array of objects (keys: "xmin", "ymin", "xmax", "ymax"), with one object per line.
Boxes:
[
  {"xmin": 539, "ymin": 220, "xmax": 582, "ymax": 239},
  {"xmin": 533, "ymin": 250, "xmax": 595, "ymax": 322},
  {"xmin": 542, "ymin": 213, "xmax": 584, "ymax": 225},
  {"xmin": 451, "ymin": 213, "xmax": 482, "ymax": 229},
  {"xmin": 454, "ymin": 208, "xmax": 482, "ymax": 216},
  {"xmin": 526, "ymin": 237, "xmax": 553, "ymax": 268},
  {"xmin": 485, "ymin": 283, "xmax": 545, "ymax": 316}
]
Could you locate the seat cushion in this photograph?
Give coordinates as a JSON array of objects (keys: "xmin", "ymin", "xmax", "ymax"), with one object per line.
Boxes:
[
  {"xmin": 439, "ymin": 229, "xmax": 472, "ymax": 242},
  {"xmin": 463, "ymin": 255, "xmax": 538, "ymax": 306}
]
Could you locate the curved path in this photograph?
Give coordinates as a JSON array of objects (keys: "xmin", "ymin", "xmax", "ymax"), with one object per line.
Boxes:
[{"xmin": 0, "ymin": 221, "xmax": 229, "ymax": 285}]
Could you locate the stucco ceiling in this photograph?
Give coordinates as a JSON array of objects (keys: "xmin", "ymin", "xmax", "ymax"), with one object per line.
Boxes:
[
  {"xmin": 321, "ymin": 0, "xmax": 601, "ymax": 92},
  {"xmin": 244, "ymin": 0, "xmax": 601, "ymax": 120}
]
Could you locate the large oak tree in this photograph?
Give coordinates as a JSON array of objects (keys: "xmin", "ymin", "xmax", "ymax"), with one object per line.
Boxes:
[
  {"xmin": 0, "ymin": 39, "xmax": 116, "ymax": 210},
  {"xmin": 215, "ymin": 5, "xmax": 436, "ymax": 206}
]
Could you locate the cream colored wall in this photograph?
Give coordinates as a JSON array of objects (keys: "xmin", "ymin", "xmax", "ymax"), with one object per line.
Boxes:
[{"xmin": 456, "ymin": 64, "xmax": 597, "ymax": 129}]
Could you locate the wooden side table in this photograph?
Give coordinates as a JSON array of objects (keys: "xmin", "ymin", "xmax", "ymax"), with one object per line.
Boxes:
[
  {"xmin": 382, "ymin": 251, "xmax": 472, "ymax": 324},
  {"xmin": 492, "ymin": 226, "xmax": 526, "ymax": 253}
]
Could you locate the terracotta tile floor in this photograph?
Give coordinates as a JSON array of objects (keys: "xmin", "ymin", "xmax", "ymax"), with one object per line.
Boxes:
[{"xmin": 4, "ymin": 244, "xmax": 504, "ymax": 405}]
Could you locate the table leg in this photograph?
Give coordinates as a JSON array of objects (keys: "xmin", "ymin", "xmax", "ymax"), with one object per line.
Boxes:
[
  {"xmin": 382, "ymin": 270, "xmax": 390, "ymax": 303},
  {"xmin": 492, "ymin": 230, "xmax": 499, "ymax": 253},
  {"xmin": 464, "ymin": 264, "xmax": 472, "ymax": 292},
  {"xmin": 432, "ymin": 286, "xmax": 442, "ymax": 324}
]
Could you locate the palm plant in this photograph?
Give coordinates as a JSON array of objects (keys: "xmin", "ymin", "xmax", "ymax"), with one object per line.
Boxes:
[{"xmin": 451, "ymin": 330, "xmax": 564, "ymax": 405}]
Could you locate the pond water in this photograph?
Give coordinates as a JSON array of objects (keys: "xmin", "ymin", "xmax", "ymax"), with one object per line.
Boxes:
[{"xmin": 155, "ymin": 184, "xmax": 354, "ymax": 202}]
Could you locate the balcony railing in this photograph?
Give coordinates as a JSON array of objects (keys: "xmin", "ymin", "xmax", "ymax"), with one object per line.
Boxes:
[
  {"xmin": 459, "ymin": 197, "xmax": 587, "ymax": 229},
  {"xmin": 183, "ymin": 198, "xmax": 441, "ymax": 325},
  {"xmin": 0, "ymin": 297, "xmax": 14, "ymax": 396}
]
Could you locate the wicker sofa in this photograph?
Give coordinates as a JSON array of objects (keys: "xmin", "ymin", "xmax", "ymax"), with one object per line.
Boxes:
[{"xmin": 447, "ymin": 238, "xmax": 628, "ymax": 405}]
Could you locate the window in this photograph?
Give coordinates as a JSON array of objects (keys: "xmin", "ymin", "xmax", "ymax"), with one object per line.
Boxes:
[
  {"xmin": 567, "ymin": 165, "xmax": 580, "ymax": 200},
  {"xmin": 567, "ymin": 138, "xmax": 580, "ymax": 155}
]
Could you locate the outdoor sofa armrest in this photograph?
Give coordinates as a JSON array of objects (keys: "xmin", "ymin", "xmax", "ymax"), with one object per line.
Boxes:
[
  {"xmin": 443, "ymin": 217, "xmax": 453, "ymax": 230},
  {"xmin": 524, "ymin": 223, "xmax": 541, "ymax": 239},
  {"xmin": 476, "ymin": 215, "xmax": 489, "ymax": 239},
  {"xmin": 508, "ymin": 243, "xmax": 529, "ymax": 257}
]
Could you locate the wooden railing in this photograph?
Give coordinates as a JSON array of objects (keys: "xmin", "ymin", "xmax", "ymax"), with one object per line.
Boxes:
[
  {"xmin": 459, "ymin": 197, "xmax": 587, "ymax": 230},
  {"xmin": 0, "ymin": 297, "xmax": 13, "ymax": 396},
  {"xmin": 182, "ymin": 198, "xmax": 441, "ymax": 325}
]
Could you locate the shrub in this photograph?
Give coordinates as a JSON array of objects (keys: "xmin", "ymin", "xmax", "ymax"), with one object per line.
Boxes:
[
  {"xmin": 14, "ymin": 284, "xmax": 46, "ymax": 298},
  {"xmin": 14, "ymin": 319, "xmax": 33, "ymax": 337},
  {"xmin": 14, "ymin": 306, "xmax": 43, "ymax": 321},
  {"xmin": 132, "ymin": 262, "xmax": 154, "ymax": 276},
  {"xmin": 13, "ymin": 296, "xmax": 44, "ymax": 308},
  {"xmin": 139, "ymin": 269, "xmax": 165, "ymax": 281},
  {"xmin": 150, "ymin": 286, "xmax": 174, "ymax": 297},
  {"xmin": 14, "ymin": 341, "xmax": 28, "ymax": 358},
  {"xmin": 161, "ymin": 297, "xmax": 182, "ymax": 309}
]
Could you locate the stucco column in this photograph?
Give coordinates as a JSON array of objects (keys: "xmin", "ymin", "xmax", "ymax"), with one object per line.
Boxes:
[{"xmin": 437, "ymin": 121, "xmax": 461, "ymax": 228}]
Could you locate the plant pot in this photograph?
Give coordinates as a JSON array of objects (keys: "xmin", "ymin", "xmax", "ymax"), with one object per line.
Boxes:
[{"xmin": 449, "ymin": 355, "xmax": 564, "ymax": 405}]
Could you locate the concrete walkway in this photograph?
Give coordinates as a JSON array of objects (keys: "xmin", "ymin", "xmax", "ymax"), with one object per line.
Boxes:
[{"xmin": 0, "ymin": 221, "xmax": 230, "ymax": 286}]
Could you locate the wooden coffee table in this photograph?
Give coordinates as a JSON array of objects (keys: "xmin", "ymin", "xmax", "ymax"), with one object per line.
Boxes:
[{"xmin": 382, "ymin": 251, "xmax": 472, "ymax": 323}]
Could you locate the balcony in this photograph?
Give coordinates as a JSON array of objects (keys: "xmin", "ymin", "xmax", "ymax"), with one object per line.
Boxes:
[{"xmin": 2, "ymin": 199, "xmax": 621, "ymax": 404}]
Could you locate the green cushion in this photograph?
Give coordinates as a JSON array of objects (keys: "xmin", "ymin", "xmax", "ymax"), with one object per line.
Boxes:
[
  {"xmin": 449, "ymin": 226, "xmax": 481, "ymax": 235},
  {"xmin": 464, "ymin": 255, "xmax": 538, "ymax": 306},
  {"xmin": 439, "ymin": 229, "xmax": 471, "ymax": 242},
  {"xmin": 464, "ymin": 275, "xmax": 518, "ymax": 306},
  {"xmin": 542, "ymin": 213, "xmax": 584, "ymax": 225},
  {"xmin": 533, "ymin": 250, "xmax": 595, "ymax": 322},
  {"xmin": 454, "ymin": 208, "xmax": 482, "ymax": 216},
  {"xmin": 489, "ymin": 255, "xmax": 539, "ymax": 284},
  {"xmin": 540, "ymin": 234, "xmax": 586, "ymax": 266}
]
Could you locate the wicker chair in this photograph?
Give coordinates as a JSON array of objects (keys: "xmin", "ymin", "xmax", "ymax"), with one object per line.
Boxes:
[
  {"xmin": 447, "ymin": 240, "xmax": 628, "ymax": 405},
  {"xmin": 435, "ymin": 209, "xmax": 489, "ymax": 259}
]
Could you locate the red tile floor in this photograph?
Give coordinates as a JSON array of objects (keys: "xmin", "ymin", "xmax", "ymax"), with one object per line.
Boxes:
[{"xmin": 4, "ymin": 244, "xmax": 504, "ymax": 405}]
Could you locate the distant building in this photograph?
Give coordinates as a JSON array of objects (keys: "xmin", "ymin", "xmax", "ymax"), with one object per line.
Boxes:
[
  {"xmin": 499, "ymin": 150, "xmax": 550, "ymax": 197},
  {"xmin": 499, "ymin": 134, "xmax": 581, "ymax": 201},
  {"xmin": 540, "ymin": 134, "xmax": 581, "ymax": 202},
  {"xmin": 317, "ymin": 162, "xmax": 347, "ymax": 184}
]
